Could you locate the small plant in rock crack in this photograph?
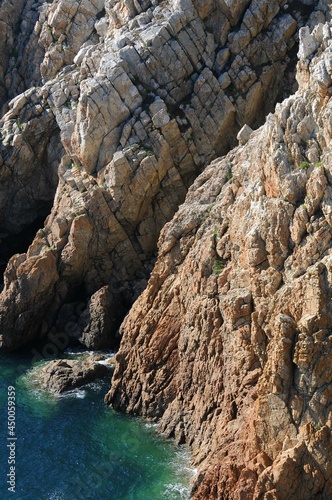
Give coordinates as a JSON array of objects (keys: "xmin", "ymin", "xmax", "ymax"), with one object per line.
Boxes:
[
  {"xmin": 64, "ymin": 98, "xmax": 76, "ymax": 110},
  {"xmin": 212, "ymin": 227, "xmax": 219, "ymax": 240},
  {"xmin": 314, "ymin": 162, "xmax": 324, "ymax": 168},
  {"xmin": 299, "ymin": 161, "xmax": 310, "ymax": 170},
  {"xmin": 141, "ymin": 146, "xmax": 154, "ymax": 157},
  {"xmin": 16, "ymin": 119, "xmax": 23, "ymax": 132},
  {"xmin": 225, "ymin": 168, "xmax": 233, "ymax": 181},
  {"xmin": 212, "ymin": 258, "xmax": 225, "ymax": 275}
]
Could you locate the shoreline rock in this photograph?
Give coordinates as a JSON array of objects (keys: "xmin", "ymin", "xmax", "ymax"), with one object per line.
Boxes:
[
  {"xmin": 106, "ymin": 9, "xmax": 332, "ymax": 498},
  {"xmin": 1, "ymin": 0, "xmax": 332, "ymax": 497},
  {"xmin": 38, "ymin": 355, "xmax": 114, "ymax": 394}
]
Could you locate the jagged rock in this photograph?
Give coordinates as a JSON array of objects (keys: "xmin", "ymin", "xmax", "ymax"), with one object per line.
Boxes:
[
  {"xmin": 0, "ymin": 0, "xmax": 331, "ymax": 497},
  {"xmin": 78, "ymin": 285, "xmax": 124, "ymax": 349},
  {"xmin": 106, "ymin": 9, "xmax": 332, "ymax": 498},
  {"xmin": 0, "ymin": 250, "xmax": 59, "ymax": 351},
  {"xmin": 237, "ymin": 123, "xmax": 253, "ymax": 145},
  {"xmin": 38, "ymin": 356, "xmax": 113, "ymax": 393},
  {"xmin": 0, "ymin": 0, "xmax": 321, "ymax": 351},
  {"xmin": 0, "ymin": 89, "xmax": 61, "ymax": 234}
]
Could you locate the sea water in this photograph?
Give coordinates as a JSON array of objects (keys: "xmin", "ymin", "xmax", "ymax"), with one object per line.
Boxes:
[{"xmin": 0, "ymin": 351, "xmax": 193, "ymax": 499}]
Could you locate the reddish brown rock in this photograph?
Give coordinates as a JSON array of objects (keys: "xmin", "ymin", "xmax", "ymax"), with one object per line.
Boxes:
[
  {"xmin": 78, "ymin": 285, "xmax": 124, "ymax": 349},
  {"xmin": 0, "ymin": 0, "xmax": 331, "ymax": 495},
  {"xmin": 106, "ymin": 12, "xmax": 332, "ymax": 498}
]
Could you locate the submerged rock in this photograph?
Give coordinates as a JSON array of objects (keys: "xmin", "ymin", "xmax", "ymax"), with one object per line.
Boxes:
[{"xmin": 39, "ymin": 356, "xmax": 113, "ymax": 394}]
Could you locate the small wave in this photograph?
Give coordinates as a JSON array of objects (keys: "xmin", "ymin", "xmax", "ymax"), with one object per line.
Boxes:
[
  {"xmin": 64, "ymin": 348, "xmax": 116, "ymax": 357},
  {"xmin": 162, "ymin": 483, "xmax": 191, "ymax": 499},
  {"xmin": 144, "ymin": 421, "xmax": 158, "ymax": 429},
  {"xmin": 88, "ymin": 349, "xmax": 116, "ymax": 357},
  {"xmin": 83, "ymin": 380, "xmax": 104, "ymax": 390},
  {"xmin": 96, "ymin": 358, "xmax": 115, "ymax": 367},
  {"xmin": 186, "ymin": 467, "xmax": 198, "ymax": 476},
  {"xmin": 59, "ymin": 388, "xmax": 87, "ymax": 399}
]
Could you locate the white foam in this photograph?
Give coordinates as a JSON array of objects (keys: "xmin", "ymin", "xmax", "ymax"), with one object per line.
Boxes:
[
  {"xmin": 97, "ymin": 359, "xmax": 115, "ymax": 367},
  {"xmin": 60, "ymin": 388, "xmax": 87, "ymax": 399},
  {"xmin": 163, "ymin": 482, "xmax": 191, "ymax": 499},
  {"xmin": 145, "ymin": 421, "xmax": 158, "ymax": 429}
]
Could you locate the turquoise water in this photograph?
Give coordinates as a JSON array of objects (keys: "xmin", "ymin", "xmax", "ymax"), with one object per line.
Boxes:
[{"xmin": 0, "ymin": 352, "xmax": 193, "ymax": 499}]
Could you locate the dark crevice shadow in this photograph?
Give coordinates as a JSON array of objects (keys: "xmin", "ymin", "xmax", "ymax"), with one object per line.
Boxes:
[{"xmin": 0, "ymin": 205, "xmax": 53, "ymax": 287}]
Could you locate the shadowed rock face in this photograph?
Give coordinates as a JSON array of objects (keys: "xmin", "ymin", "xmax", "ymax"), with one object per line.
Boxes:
[
  {"xmin": 106, "ymin": 11, "xmax": 332, "ymax": 499},
  {"xmin": 0, "ymin": 0, "xmax": 321, "ymax": 351}
]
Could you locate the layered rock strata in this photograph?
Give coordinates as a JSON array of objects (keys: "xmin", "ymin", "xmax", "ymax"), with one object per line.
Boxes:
[
  {"xmin": 107, "ymin": 13, "xmax": 332, "ymax": 499},
  {"xmin": 0, "ymin": 0, "xmax": 321, "ymax": 350}
]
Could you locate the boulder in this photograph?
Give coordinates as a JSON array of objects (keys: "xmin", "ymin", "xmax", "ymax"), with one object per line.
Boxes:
[{"xmin": 39, "ymin": 356, "xmax": 114, "ymax": 394}]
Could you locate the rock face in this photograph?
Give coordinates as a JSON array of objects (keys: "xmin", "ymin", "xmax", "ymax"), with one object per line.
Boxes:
[
  {"xmin": 38, "ymin": 355, "xmax": 113, "ymax": 393},
  {"xmin": 106, "ymin": 10, "xmax": 332, "ymax": 499},
  {"xmin": 1, "ymin": 0, "xmax": 332, "ymax": 495},
  {"xmin": 0, "ymin": 0, "xmax": 321, "ymax": 351}
]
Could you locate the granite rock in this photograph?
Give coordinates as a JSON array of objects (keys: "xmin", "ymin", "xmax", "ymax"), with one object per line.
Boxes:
[
  {"xmin": 106, "ymin": 10, "xmax": 332, "ymax": 497},
  {"xmin": 0, "ymin": 0, "xmax": 321, "ymax": 350}
]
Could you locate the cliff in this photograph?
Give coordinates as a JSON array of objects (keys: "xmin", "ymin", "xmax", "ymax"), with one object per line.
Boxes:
[
  {"xmin": 106, "ymin": 8, "xmax": 332, "ymax": 499},
  {"xmin": 0, "ymin": 0, "xmax": 320, "ymax": 351},
  {"xmin": 1, "ymin": 0, "xmax": 332, "ymax": 498}
]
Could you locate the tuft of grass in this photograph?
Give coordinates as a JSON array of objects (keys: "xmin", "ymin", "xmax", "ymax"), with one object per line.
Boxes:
[
  {"xmin": 16, "ymin": 118, "xmax": 23, "ymax": 132},
  {"xmin": 226, "ymin": 168, "xmax": 233, "ymax": 181},
  {"xmin": 212, "ymin": 259, "xmax": 225, "ymax": 275},
  {"xmin": 299, "ymin": 161, "xmax": 310, "ymax": 170},
  {"xmin": 142, "ymin": 147, "xmax": 154, "ymax": 157},
  {"xmin": 314, "ymin": 162, "xmax": 324, "ymax": 168}
]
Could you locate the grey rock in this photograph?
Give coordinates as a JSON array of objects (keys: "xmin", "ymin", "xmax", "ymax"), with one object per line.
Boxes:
[
  {"xmin": 0, "ymin": 0, "xmax": 325, "ymax": 351},
  {"xmin": 237, "ymin": 124, "xmax": 253, "ymax": 145}
]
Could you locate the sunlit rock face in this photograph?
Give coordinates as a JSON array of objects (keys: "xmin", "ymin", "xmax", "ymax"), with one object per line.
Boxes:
[
  {"xmin": 106, "ymin": 5, "xmax": 332, "ymax": 498},
  {"xmin": 2, "ymin": 0, "xmax": 332, "ymax": 497},
  {"xmin": 0, "ymin": 0, "xmax": 318, "ymax": 350}
]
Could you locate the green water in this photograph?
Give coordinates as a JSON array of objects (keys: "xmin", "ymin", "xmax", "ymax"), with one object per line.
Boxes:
[{"xmin": 0, "ymin": 351, "xmax": 193, "ymax": 499}]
